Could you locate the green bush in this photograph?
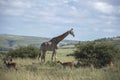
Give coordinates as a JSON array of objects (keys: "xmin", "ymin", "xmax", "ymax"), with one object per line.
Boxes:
[
  {"xmin": 7, "ymin": 45, "xmax": 40, "ymax": 58},
  {"xmin": 0, "ymin": 51, "xmax": 7, "ymax": 59},
  {"xmin": 74, "ymin": 42, "xmax": 120, "ymax": 68}
]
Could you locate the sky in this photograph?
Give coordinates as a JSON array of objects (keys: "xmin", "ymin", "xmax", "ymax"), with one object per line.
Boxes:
[{"xmin": 0, "ymin": 0, "xmax": 120, "ymax": 41}]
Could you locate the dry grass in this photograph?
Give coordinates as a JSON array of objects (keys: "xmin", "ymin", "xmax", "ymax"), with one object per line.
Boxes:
[
  {"xmin": 0, "ymin": 66, "xmax": 105, "ymax": 80},
  {"xmin": 0, "ymin": 48, "xmax": 120, "ymax": 80}
]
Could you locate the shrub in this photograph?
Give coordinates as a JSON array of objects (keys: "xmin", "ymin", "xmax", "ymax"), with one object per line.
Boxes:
[
  {"xmin": 0, "ymin": 51, "xmax": 7, "ymax": 59},
  {"xmin": 7, "ymin": 45, "xmax": 40, "ymax": 58},
  {"xmin": 74, "ymin": 41, "xmax": 120, "ymax": 68}
]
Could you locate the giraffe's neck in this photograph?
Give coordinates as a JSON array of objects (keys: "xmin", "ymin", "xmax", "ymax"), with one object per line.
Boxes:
[{"xmin": 50, "ymin": 31, "xmax": 69, "ymax": 44}]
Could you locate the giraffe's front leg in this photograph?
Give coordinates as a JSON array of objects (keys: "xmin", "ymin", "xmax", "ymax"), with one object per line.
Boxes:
[
  {"xmin": 51, "ymin": 52, "xmax": 54, "ymax": 61},
  {"xmin": 54, "ymin": 50, "xmax": 57, "ymax": 61},
  {"xmin": 51, "ymin": 49, "xmax": 57, "ymax": 61}
]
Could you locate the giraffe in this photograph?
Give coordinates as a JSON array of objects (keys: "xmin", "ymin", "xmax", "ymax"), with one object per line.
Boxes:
[{"xmin": 38, "ymin": 28, "xmax": 75, "ymax": 62}]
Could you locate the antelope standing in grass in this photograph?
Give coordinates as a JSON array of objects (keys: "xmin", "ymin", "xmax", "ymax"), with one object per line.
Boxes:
[
  {"xmin": 3, "ymin": 59, "xmax": 17, "ymax": 70},
  {"xmin": 108, "ymin": 61, "xmax": 114, "ymax": 68},
  {"xmin": 57, "ymin": 61, "xmax": 74, "ymax": 69}
]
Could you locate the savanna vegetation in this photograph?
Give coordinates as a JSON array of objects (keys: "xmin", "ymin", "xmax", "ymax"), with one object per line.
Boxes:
[
  {"xmin": 74, "ymin": 41, "xmax": 120, "ymax": 68},
  {"xmin": 0, "ymin": 41, "xmax": 120, "ymax": 80},
  {"xmin": 6, "ymin": 45, "xmax": 40, "ymax": 58}
]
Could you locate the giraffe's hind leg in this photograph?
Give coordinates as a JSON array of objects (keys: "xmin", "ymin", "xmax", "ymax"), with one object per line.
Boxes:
[
  {"xmin": 41, "ymin": 50, "xmax": 46, "ymax": 62},
  {"xmin": 38, "ymin": 53, "xmax": 41, "ymax": 60}
]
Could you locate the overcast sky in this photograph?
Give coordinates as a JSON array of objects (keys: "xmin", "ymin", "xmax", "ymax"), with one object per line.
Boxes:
[{"xmin": 0, "ymin": 0, "xmax": 120, "ymax": 41}]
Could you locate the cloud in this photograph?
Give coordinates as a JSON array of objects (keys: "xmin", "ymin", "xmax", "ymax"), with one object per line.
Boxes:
[
  {"xmin": 89, "ymin": 0, "xmax": 120, "ymax": 19},
  {"xmin": 100, "ymin": 0, "xmax": 120, "ymax": 6},
  {"xmin": 62, "ymin": 0, "xmax": 69, "ymax": 4},
  {"xmin": 0, "ymin": 0, "xmax": 119, "ymax": 40},
  {"xmin": 103, "ymin": 28, "xmax": 116, "ymax": 33},
  {"xmin": 92, "ymin": 2, "xmax": 114, "ymax": 14},
  {"xmin": 0, "ymin": 0, "xmax": 32, "ymax": 16}
]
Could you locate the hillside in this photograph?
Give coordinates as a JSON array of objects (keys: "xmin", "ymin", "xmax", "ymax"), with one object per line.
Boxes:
[
  {"xmin": 94, "ymin": 36, "xmax": 120, "ymax": 45},
  {"xmin": 0, "ymin": 34, "xmax": 120, "ymax": 51},
  {"xmin": 0, "ymin": 34, "xmax": 78, "ymax": 50}
]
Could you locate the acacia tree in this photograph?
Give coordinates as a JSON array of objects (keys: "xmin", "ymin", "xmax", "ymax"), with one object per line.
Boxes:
[{"xmin": 74, "ymin": 42, "xmax": 119, "ymax": 67}]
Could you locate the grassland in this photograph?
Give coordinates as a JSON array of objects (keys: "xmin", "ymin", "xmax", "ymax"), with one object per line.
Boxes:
[{"xmin": 0, "ymin": 48, "xmax": 120, "ymax": 80}]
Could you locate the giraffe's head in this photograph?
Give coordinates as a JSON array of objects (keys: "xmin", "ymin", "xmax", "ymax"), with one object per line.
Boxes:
[{"xmin": 69, "ymin": 28, "xmax": 75, "ymax": 37}]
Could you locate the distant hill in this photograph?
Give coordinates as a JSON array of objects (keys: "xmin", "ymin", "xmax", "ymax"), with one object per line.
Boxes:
[
  {"xmin": 94, "ymin": 36, "xmax": 120, "ymax": 46},
  {"xmin": 0, "ymin": 34, "xmax": 120, "ymax": 51},
  {"xmin": 0, "ymin": 34, "xmax": 78, "ymax": 51}
]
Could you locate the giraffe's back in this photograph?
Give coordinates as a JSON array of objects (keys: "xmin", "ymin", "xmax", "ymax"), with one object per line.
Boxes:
[{"xmin": 40, "ymin": 42, "xmax": 53, "ymax": 51}]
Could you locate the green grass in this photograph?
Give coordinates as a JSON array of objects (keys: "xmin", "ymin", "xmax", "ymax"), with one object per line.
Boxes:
[{"xmin": 0, "ymin": 48, "xmax": 120, "ymax": 80}]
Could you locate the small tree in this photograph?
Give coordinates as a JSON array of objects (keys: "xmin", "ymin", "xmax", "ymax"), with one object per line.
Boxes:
[
  {"xmin": 7, "ymin": 45, "xmax": 40, "ymax": 58},
  {"xmin": 74, "ymin": 41, "xmax": 119, "ymax": 67}
]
